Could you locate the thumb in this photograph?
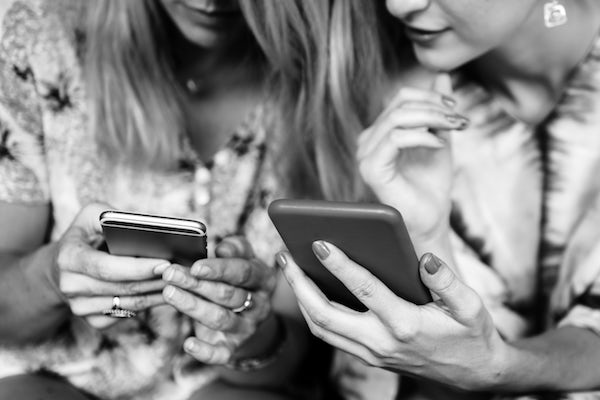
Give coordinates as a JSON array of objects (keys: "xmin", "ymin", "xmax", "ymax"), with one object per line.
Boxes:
[
  {"xmin": 419, "ymin": 253, "xmax": 482, "ymax": 323},
  {"xmin": 215, "ymin": 236, "xmax": 255, "ymax": 259},
  {"xmin": 432, "ymin": 73, "xmax": 453, "ymax": 97}
]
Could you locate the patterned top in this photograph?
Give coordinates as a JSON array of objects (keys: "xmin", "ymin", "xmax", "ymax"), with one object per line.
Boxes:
[
  {"xmin": 335, "ymin": 34, "xmax": 600, "ymax": 400},
  {"xmin": 0, "ymin": 1, "xmax": 283, "ymax": 399}
]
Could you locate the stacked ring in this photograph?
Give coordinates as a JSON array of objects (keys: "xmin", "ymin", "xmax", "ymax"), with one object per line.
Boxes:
[
  {"xmin": 102, "ymin": 296, "xmax": 136, "ymax": 318},
  {"xmin": 232, "ymin": 292, "xmax": 253, "ymax": 314}
]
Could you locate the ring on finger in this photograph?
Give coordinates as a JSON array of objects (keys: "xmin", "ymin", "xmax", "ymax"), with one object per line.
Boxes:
[
  {"xmin": 231, "ymin": 292, "xmax": 253, "ymax": 314},
  {"xmin": 102, "ymin": 296, "xmax": 136, "ymax": 318}
]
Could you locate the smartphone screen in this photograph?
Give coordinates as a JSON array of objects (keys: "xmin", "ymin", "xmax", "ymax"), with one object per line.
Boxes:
[
  {"xmin": 268, "ymin": 199, "xmax": 431, "ymax": 311},
  {"xmin": 100, "ymin": 210, "xmax": 207, "ymax": 266}
]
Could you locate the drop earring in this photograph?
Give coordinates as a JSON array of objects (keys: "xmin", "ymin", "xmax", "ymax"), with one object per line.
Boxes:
[{"xmin": 544, "ymin": 0, "xmax": 567, "ymax": 28}]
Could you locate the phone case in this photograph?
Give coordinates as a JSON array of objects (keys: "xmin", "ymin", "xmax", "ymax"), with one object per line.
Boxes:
[
  {"xmin": 268, "ymin": 199, "xmax": 431, "ymax": 311},
  {"xmin": 100, "ymin": 211, "xmax": 207, "ymax": 266}
]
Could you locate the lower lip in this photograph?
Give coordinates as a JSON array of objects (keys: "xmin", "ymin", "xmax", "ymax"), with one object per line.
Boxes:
[{"xmin": 404, "ymin": 27, "xmax": 450, "ymax": 45}]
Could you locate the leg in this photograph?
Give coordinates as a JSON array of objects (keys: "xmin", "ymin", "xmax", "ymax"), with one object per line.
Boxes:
[{"xmin": 0, "ymin": 373, "xmax": 93, "ymax": 400}]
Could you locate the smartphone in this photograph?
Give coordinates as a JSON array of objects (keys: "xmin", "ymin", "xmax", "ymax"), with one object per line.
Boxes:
[
  {"xmin": 99, "ymin": 210, "xmax": 207, "ymax": 266},
  {"xmin": 268, "ymin": 199, "xmax": 431, "ymax": 311}
]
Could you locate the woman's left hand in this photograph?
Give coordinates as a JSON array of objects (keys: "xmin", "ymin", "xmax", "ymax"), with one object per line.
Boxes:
[
  {"xmin": 162, "ymin": 237, "xmax": 278, "ymax": 364},
  {"xmin": 277, "ymin": 242, "xmax": 509, "ymax": 391}
]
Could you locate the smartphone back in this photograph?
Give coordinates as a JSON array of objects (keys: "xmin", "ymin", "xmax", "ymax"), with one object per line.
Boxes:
[
  {"xmin": 268, "ymin": 199, "xmax": 431, "ymax": 311},
  {"xmin": 100, "ymin": 211, "xmax": 207, "ymax": 266}
]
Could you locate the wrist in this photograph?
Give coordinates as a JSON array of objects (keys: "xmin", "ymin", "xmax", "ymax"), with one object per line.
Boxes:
[{"xmin": 481, "ymin": 339, "xmax": 518, "ymax": 392}]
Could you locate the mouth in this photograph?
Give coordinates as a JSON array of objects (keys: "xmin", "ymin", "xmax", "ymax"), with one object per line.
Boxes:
[
  {"xmin": 182, "ymin": 1, "xmax": 240, "ymax": 17},
  {"xmin": 404, "ymin": 25, "xmax": 450, "ymax": 44}
]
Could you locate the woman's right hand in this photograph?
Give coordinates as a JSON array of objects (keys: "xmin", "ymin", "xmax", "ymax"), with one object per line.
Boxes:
[
  {"xmin": 357, "ymin": 74, "xmax": 468, "ymax": 242},
  {"xmin": 56, "ymin": 203, "xmax": 170, "ymax": 329}
]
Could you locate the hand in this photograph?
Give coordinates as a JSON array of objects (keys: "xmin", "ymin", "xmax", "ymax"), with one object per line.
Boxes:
[
  {"xmin": 162, "ymin": 236, "xmax": 278, "ymax": 365},
  {"xmin": 276, "ymin": 242, "xmax": 508, "ymax": 391},
  {"xmin": 357, "ymin": 74, "xmax": 468, "ymax": 240},
  {"xmin": 57, "ymin": 203, "xmax": 170, "ymax": 329}
]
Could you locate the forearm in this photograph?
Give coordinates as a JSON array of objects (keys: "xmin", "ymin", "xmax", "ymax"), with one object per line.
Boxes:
[
  {"xmin": 492, "ymin": 326, "xmax": 600, "ymax": 393},
  {"xmin": 0, "ymin": 243, "xmax": 70, "ymax": 344},
  {"xmin": 217, "ymin": 313, "xmax": 312, "ymax": 389}
]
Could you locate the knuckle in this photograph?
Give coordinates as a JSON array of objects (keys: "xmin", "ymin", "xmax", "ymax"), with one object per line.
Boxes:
[
  {"xmin": 125, "ymin": 281, "xmax": 142, "ymax": 294},
  {"xmin": 131, "ymin": 295, "xmax": 148, "ymax": 310},
  {"xmin": 310, "ymin": 310, "xmax": 331, "ymax": 329},
  {"xmin": 238, "ymin": 263, "xmax": 253, "ymax": 285},
  {"xmin": 350, "ymin": 280, "xmax": 377, "ymax": 300},
  {"xmin": 218, "ymin": 284, "xmax": 236, "ymax": 302},
  {"xmin": 210, "ymin": 307, "xmax": 232, "ymax": 329}
]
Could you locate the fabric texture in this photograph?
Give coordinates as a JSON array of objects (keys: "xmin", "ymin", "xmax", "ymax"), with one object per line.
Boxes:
[
  {"xmin": 0, "ymin": 1, "xmax": 284, "ymax": 399},
  {"xmin": 333, "ymin": 32, "xmax": 600, "ymax": 400}
]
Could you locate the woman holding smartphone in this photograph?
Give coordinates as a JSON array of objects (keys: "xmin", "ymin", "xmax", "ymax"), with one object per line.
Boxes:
[
  {"xmin": 0, "ymin": 1, "xmax": 323, "ymax": 399},
  {"xmin": 246, "ymin": 0, "xmax": 600, "ymax": 398}
]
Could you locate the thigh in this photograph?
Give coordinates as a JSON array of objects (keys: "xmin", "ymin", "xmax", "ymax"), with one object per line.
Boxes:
[
  {"xmin": 190, "ymin": 380, "xmax": 293, "ymax": 400},
  {"xmin": 0, "ymin": 374, "xmax": 93, "ymax": 400}
]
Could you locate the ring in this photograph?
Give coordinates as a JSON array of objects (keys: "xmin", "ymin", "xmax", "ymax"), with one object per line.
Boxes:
[
  {"xmin": 231, "ymin": 292, "xmax": 253, "ymax": 314},
  {"xmin": 102, "ymin": 296, "xmax": 136, "ymax": 318}
]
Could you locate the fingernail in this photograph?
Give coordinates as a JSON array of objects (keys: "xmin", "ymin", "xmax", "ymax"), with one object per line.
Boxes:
[
  {"xmin": 442, "ymin": 95, "xmax": 456, "ymax": 109},
  {"xmin": 154, "ymin": 262, "xmax": 171, "ymax": 275},
  {"xmin": 424, "ymin": 253, "xmax": 443, "ymax": 275},
  {"xmin": 276, "ymin": 252, "xmax": 287, "ymax": 268},
  {"xmin": 312, "ymin": 241, "xmax": 330, "ymax": 260},
  {"xmin": 164, "ymin": 285, "xmax": 177, "ymax": 299},
  {"xmin": 184, "ymin": 338, "xmax": 196, "ymax": 352},
  {"xmin": 191, "ymin": 264, "xmax": 214, "ymax": 278},
  {"xmin": 163, "ymin": 266, "xmax": 175, "ymax": 281},
  {"xmin": 445, "ymin": 114, "xmax": 470, "ymax": 129}
]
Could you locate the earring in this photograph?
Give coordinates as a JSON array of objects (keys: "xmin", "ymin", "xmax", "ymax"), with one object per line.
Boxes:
[{"xmin": 544, "ymin": 0, "xmax": 568, "ymax": 28}]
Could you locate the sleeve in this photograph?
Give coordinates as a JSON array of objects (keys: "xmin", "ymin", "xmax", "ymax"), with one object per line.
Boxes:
[{"xmin": 0, "ymin": 0, "xmax": 49, "ymax": 204}]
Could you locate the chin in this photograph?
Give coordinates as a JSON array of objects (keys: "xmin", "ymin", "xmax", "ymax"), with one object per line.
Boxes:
[{"xmin": 412, "ymin": 46, "xmax": 473, "ymax": 72}]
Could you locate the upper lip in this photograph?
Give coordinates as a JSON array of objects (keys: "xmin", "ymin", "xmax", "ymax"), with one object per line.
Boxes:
[{"xmin": 182, "ymin": 1, "xmax": 239, "ymax": 14}]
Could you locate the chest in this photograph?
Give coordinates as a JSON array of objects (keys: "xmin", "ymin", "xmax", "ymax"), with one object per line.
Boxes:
[{"xmin": 182, "ymin": 83, "xmax": 263, "ymax": 163}]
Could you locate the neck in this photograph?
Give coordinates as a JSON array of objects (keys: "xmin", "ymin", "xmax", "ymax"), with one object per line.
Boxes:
[{"xmin": 471, "ymin": 0, "xmax": 600, "ymax": 122}]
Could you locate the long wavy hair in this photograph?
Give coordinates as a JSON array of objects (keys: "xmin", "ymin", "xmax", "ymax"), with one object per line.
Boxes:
[
  {"xmin": 241, "ymin": 0, "xmax": 406, "ymax": 200},
  {"xmin": 84, "ymin": 1, "xmax": 266, "ymax": 169}
]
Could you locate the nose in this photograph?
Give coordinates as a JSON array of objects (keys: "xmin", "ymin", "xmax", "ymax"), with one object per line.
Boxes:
[{"xmin": 385, "ymin": 0, "xmax": 431, "ymax": 20}]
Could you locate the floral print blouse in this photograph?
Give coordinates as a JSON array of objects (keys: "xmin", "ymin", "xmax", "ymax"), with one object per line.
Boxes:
[{"xmin": 0, "ymin": 1, "xmax": 283, "ymax": 399}]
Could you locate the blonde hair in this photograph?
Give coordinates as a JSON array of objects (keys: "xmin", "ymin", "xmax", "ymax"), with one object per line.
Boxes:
[
  {"xmin": 85, "ymin": 1, "xmax": 265, "ymax": 169},
  {"xmin": 242, "ymin": 0, "xmax": 405, "ymax": 200}
]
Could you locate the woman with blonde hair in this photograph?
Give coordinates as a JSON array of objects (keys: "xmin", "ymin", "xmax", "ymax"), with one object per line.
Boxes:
[
  {"xmin": 248, "ymin": 0, "xmax": 600, "ymax": 398},
  {"xmin": 0, "ymin": 0, "xmax": 327, "ymax": 399}
]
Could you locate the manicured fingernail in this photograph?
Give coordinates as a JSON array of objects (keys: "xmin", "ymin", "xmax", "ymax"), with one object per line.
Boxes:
[
  {"xmin": 276, "ymin": 252, "xmax": 287, "ymax": 268},
  {"xmin": 424, "ymin": 253, "xmax": 443, "ymax": 275},
  {"xmin": 442, "ymin": 95, "xmax": 456, "ymax": 109},
  {"xmin": 445, "ymin": 114, "xmax": 470, "ymax": 129},
  {"xmin": 154, "ymin": 262, "xmax": 171, "ymax": 275},
  {"xmin": 191, "ymin": 264, "xmax": 214, "ymax": 278},
  {"xmin": 184, "ymin": 338, "xmax": 196, "ymax": 352},
  {"xmin": 164, "ymin": 285, "xmax": 177, "ymax": 299},
  {"xmin": 312, "ymin": 241, "xmax": 330, "ymax": 260}
]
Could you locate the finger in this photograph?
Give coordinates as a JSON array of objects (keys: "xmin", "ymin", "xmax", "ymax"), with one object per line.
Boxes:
[
  {"xmin": 183, "ymin": 337, "xmax": 232, "ymax": 365},
  {"xmin": 432, "ymin": 73, "xmax": 453, "ymax": 97},
  {"xmin": 216, "ymin": 236, "xmax": 255, "ymax": 258},
  {"xmin": 69, "ymin": 293, "xmax": 165, "ymax": 316},
  {"xmin": 419, "ymin": 253, "xmax": 483, "ymax": 324},
  {"xmin": 163, "ymin": 265, "xmax": 250, "ymax": 308},
  {"xmin": 357, "ymin": 108, "xmax": 468, "ymax": 160},
  {"xmin": 194, "ymin": 323, "xmax": 229, "ymax": 346},
  {"xmin": 85, "ymin": 315, "xmax": 119, "ymax": 330},
  {"xmin": 58, "ymin": 240, "xmax": 170, "ymax": 281},
  {"xmin": 163, "ymin": 285, "xmax": 246, "ymax": 332},
  {"xmin": 190, "ymin": 258, "xmax": 276, "ymax": 291},
  {"xmin": 275, "ymin": 251, "xmax": 368, "ymax": 342},
  {"xmin": 296, "ymin": 303, "xmax": 376, "ymax": 367},
  {"xmin": 60, "ymin": 273, "xmax": 167, "ymax": 297},
  {"xmin": 309, "ymin": 241, "xmax": 418, "ymax": 322}
]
